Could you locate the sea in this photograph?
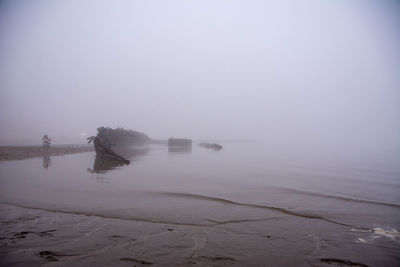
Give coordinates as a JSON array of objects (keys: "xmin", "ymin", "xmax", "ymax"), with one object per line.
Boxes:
[{"xmin": 0, "ymin": 142, "xmax": 399, "ymax": 266}]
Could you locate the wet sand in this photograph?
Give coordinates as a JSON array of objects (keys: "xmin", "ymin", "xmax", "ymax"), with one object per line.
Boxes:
[
  {"xmin": 0, "ymin": 146, "xmax": 94, "ymax": 161},
  {"xmin": 0, "ymin": 203, "xmax": 386, "ymax": 267}
]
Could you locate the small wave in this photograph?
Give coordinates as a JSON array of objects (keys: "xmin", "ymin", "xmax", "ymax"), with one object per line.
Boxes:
[
  {"xmin": 353, "ymin": 227, "xmax": 399, "ymax": 244},
  {"xmin": 0, "ymin": 202, "xmax": 280, "ymax": 227},
  {"xmin": 271, "ymin": 187, "xmax": 400, "ymax": 208},
  {"xmin": 0, "ymin": 201, "xmax": 211, "ymax": 227},
  {"xmin": 372, "ymin": 227, "xmax": 399, "ymax": 242},
  {"xmin": 157, "ymin": 192, "xmax": 370, "ymax": 230},
  {"xmin": 1, "ymin": 190, "xmax": 373, "ymax": 231}
]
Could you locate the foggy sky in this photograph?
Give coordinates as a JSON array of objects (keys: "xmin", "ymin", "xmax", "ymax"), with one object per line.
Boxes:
[{"xmin": 0, "ymin": 0, "xmax": 399, "ymax": 157}]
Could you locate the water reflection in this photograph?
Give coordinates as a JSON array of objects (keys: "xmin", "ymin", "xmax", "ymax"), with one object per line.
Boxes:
[
  {"xmin": 87, "ymin": 154, "xmax": 123, "ymax": 173},
  {"xmin": 42, "ymin": 154, "xmax": 51, "ymax": 169},
  {"xmin": 88, "ymin": 147, "xmax": 149, "ymax": 173},
  {"xmin": 168, "ymin": 146, "xmax": 192, "ymax": 154}
]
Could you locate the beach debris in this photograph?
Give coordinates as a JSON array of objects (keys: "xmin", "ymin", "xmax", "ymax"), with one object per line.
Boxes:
[
  {"xmin": 38, "ymin": 250, "xmax": 80, "ymax": 262},
  {"xmin": 39, "ymin": 251, "xmax": 59, "ymax": 261},
  {"xmin": 11, "ymin": 230, "xmax": 56, "ymax": 239}
]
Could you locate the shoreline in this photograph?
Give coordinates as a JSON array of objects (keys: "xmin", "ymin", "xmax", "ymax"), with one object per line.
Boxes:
[{"xmin": 0, "ymin": 145, "xmax": 94, "ymax": 161}]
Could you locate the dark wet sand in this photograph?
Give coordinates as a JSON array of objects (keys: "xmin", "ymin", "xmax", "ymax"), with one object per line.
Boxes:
[
  {"xmin": 0, "ymin": 146, "xmax": 94, "ymax": 161},
  {"xmin": 1, "ymin": 203, "xmax": 394, "ymax": 267}
]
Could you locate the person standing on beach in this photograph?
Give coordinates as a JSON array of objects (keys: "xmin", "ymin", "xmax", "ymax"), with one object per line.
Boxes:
[{"xmin": 42, "ymin": 134, "xmax": 51, "ymax": 148}]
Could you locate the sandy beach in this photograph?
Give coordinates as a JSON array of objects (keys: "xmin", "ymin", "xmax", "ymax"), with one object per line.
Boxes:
[
  {"xmin": 0, "ymin": 202, "xmax": 385, "ymax": 267},
  {"xmin": 0, "ymin": 146, "xmax": 94, "ymax": 161},
  {"xmin": 0, "ymin": 202, "xmax": 307, "ymax": 266}
]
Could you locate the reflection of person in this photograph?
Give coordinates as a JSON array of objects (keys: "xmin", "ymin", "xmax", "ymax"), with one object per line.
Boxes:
[
  {"xmin": 42, "ymin": 154, "xmax": 51, "ymax": 169},
  {"xmin": 43, "ymin": 134, "xmax": 51, "ymax": 148}
]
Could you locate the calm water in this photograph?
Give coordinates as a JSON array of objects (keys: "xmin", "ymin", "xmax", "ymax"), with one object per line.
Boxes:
[{"xmin": 0, "ymin": 143, "xmax": 399, "ymax": 266}]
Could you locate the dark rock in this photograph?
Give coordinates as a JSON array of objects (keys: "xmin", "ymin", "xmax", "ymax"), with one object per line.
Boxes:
[{"xmin": 198, "ymin": 142, "xmax": 222, "ymax": 150}]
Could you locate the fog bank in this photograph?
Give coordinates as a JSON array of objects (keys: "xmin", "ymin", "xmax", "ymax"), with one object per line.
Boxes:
[{"xmin": 0, "ymin": 0, "xmax": 399, "ymax": 158}]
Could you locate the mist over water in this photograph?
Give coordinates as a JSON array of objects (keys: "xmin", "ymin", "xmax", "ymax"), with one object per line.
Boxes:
[
  {"xmin": 0, "ymin": 0, "xmax": 399, "ymax": 160},
  {"xmin": 0, "ymin": 1, "xmax": 399, "ymax": 266}
]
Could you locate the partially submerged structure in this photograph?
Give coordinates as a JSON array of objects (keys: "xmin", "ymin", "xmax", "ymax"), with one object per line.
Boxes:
[
  {"xmin": 198, "ymin": 142, "xmax": 223, "ymax": 150},
  {"xmin": 168, "ymin": 138, "xmax": 192, "ymax": 154},
  {"xmin": 87, "ymin": 134, "xmax": 130, "ymax": 164},
  {"xmin": 168, "ymin": 138, "xmax": 192, "ymax": 147},
  {"xmin": 87, "ymin": 127, "xmax": 150, "ymax": 165},
  {"xmin": 88, "ymin": 146, "xmax": 149, "ymax": 173}
]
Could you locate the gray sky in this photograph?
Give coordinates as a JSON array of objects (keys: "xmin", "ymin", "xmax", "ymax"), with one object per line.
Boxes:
[{"xmin": 0, "ymin": 0, "xmax": 399, "ymax": 156}]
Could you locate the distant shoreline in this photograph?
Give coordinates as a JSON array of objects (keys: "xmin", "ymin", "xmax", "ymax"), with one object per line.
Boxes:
[{"xmin": 0, "ymin": 145, "xmax": 94, "ymax": 161}]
